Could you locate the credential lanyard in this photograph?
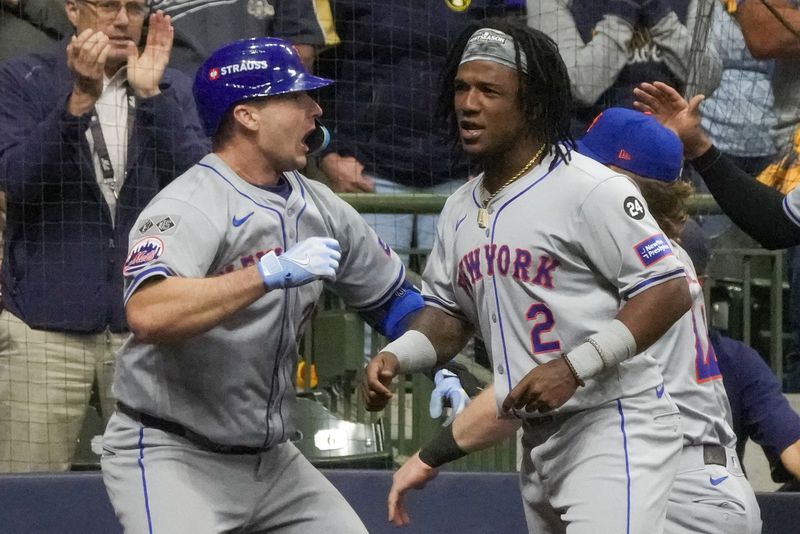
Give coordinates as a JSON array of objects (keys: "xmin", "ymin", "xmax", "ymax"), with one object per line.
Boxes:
[{"xmin": 89, "ymin": 87, "xmax": 135, "ymax": 200}]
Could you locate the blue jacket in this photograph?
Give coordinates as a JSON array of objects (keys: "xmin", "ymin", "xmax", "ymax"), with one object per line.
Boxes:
[
  {"xmin": 318, "ymin": 0, "xmax": 520, "ymax": 188},
  {"xmin": 714, "ymin": 330, "xmax": 800, "ymax": 481},
  {"xmin": 0, "ymin": 42, "xmax": 208, "ymax": 333}
]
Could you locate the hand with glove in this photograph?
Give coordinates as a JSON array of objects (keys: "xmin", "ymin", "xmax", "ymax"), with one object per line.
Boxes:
[
  {"xmin": 429, "ymin": 368, "xmax": 470, "ymax": 426},
  {"xmin": 258, "ymin": 237, "xmax": 341, "ymax": 290}
]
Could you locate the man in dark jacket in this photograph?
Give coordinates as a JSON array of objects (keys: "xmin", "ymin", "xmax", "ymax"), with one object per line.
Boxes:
[{"xmin": 0, "ymin": 0, "xmax": 207, "ymax": 472}]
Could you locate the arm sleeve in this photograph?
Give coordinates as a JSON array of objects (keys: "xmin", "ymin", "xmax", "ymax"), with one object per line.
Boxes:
[
  {"xmin": 691, "ymin": 145, "xmax": 800, "ymax": 249},
  {"xmin": 649, "ymin": 0, "xmax": 723, "ymax": 96},
  {"xmin": 577, "ymin": 175, "xmax": 686, "ymax": 299},
  {"xmin": 0, "ymin": 58, "xmax": 92, "ymax": 203},
  {"xmin": 271, "ymin": 0, "xmax": 340, "ymax": 46},
  {"xmin": 527, "ymin": 0, "xmax": 634, "ymax": 106}
]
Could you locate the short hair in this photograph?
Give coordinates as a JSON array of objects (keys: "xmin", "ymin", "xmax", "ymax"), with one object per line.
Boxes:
[{"xmin": 437, "ymin": 17, "xmax": 574, "ymax": 165}]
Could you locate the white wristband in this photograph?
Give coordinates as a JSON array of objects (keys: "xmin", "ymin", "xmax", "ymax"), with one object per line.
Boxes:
[
  {"xmin": 566, "ymin": 319, "xmax": 637, "ymax": 382},
  {"xmin": 381, "ymin": 330, "xmax": 437, "ymax": 374}
]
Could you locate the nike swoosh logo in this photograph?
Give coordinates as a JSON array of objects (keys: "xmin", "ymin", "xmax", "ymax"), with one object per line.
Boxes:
[
  {"xmin": 232, "ymin": 212, "xmax": 255, "ymax": 227},
  {"xmin": 710, "ymin": 476, "xmax": 728, "ymax": 486},
  {"xmin": 655, "ymin": 383, "xmax": 665, "ymax": 398},
  {"xmin": 293, "ymin": 255, "xmax": 311, "ymax": 266}
]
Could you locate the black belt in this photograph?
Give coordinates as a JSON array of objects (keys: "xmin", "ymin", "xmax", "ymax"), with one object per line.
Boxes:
[
  {"xmin": 703, "ymin": 444, "xmax": 727, "ymax": 467},
  {"xmin": 116, "ymin": 402, "xmax": 263, "ymax": 455}
]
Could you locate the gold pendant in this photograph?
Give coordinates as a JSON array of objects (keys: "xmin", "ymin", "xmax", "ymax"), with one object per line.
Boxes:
[{"xmin": 477, "ymin": 207, "xmax": 489, "ymax": 228}]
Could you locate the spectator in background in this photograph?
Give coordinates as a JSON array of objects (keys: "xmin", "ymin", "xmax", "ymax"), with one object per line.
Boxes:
[
  {"xmin": 526, "ymin": 0, "xmax": 722, "ymax": 134},
  {"xmin": 154, "ymin": 0, "xmax": 339, "ymax": 76},
  {"xmin": 680, "ymin": 220, "xmax": 800, "ymax": 490},
  {"xmin": 735, "ymin": 0, "xmax": 800, "ymax": 382},
  {"xmin": 692, "ymin": 1, "xmax": 778, "ymax": 242},
  {"xmin": 701, "ymin": 1, "xmax": 777, "ymax": 176},
  {"xmin": 317, "ymin": 0, "xmax": 522, "ymax": 261},
  {"xmin": 0, "ymin": 0, "xmax": 72, "ymax": 63},
  {"xmin": 736, "ymin": 0, "xmax": 800, "ymax": 154},
  {"xmin": 0, "ymin": 1, "xmax": 207, "ymax": 472},
  {"xmin": 634, "ymin": 80, "xmax": 800, "ymax": 393}
]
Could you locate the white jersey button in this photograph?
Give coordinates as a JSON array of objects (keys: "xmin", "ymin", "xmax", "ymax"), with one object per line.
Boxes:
[
  {"xmin": 287, "ymin": 209, "xmax": 295, "ymax": 217},
  {"xmin": 492, "ymin": 313, "xmax": 497, "ymax": 323},
  {"xmin": 485, "ymin": 229, "xmax": 490, "ymax": 237},
  {"xmin": 496, "ymin": 364, "xmax": 504, "ymax": 375}
]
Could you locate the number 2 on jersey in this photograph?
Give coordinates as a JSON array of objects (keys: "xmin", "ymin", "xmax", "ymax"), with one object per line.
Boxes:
[{"xmin": 527, "ymin": 302, "xmax": 561, "ymax": 354}]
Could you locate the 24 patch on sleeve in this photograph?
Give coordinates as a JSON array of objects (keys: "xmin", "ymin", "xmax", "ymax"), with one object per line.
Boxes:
[{"xmin": 633, "ymin": 234, "xmax": 674, "ymax": 266}]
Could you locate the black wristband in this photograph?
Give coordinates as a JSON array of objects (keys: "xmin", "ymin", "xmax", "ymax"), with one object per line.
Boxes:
[{"xmin": 418, "ymin": 423, "xmax": 468, "ymax": 468}]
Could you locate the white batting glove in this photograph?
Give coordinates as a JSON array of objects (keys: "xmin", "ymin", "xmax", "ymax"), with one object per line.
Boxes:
[
  {"xmin": 429, "ymin": 369, "xmax": 470, "ymax": 426},
  {"xmin": 258, "ymin": 237, "xmax": 341, "ymax": 290}
]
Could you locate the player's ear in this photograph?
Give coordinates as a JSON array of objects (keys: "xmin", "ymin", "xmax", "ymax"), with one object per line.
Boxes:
[{"xmin": 231, "ymin": 103, "xmax": 261, "ymax": 133}]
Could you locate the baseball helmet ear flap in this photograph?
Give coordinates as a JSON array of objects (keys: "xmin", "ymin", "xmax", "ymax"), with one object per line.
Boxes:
[{"xmin": 193, "ymin": 37, "xmax": 334, "ymax": 137}]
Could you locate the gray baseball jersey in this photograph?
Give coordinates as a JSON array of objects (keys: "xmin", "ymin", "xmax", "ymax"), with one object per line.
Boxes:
[
  {"xmin": 649, "ymin": 243, "xmax": 736, "ymax": 448},
  {"xmin": 112, "ymin": 152, "xmax": 405, "ymax": 449},
  {"xmin": 422, "ymin": 150, "xmax": 686, "ymax": 416},
  {"xmin": 651, "ymin": 244, "xmax": 761, "ymax": 534}
]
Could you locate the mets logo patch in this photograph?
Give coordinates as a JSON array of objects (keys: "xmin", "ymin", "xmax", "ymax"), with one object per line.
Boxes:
[
  {"xmin": 634, "ymin": 234, "xmax": 673, "ymax": 267},
  {"xmin": 123, "ymin": 237, "xmax": 164, "ymax": 275}
]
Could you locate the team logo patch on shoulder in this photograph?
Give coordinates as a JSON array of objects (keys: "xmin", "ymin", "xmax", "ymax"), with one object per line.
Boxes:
[
  {"xmin": 124, "ymin": 237, "xmax": 164, "ymax": 275},
  {"xmin": 624, "ymin": 196, "xmax": 646, "ymax": 220},
  {"xmin": 634, "ymin": 234, "xmax": 673, "ymax": 267}
]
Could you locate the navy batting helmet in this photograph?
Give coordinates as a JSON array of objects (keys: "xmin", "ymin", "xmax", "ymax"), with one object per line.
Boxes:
[{"xmin": 193, "ymin": 37, "xmax": 333, "ymax": 136}]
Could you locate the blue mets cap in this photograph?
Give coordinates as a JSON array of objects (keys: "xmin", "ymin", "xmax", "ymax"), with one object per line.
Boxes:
[
  {"xmin": 194, "ymin": 37, "xmax": 334, "ymax": 137},
  {"xmin": 576, "ymin": 107, "xmax": 684, "ymax": 183}
]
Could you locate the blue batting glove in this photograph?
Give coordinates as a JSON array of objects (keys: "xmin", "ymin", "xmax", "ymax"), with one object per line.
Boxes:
[
  {"xmin": 429, "ymin": 369, "xmax": 470, "ymax": 426},
  {"xmin": 258, "ymin": 237, "xmax": 341, "ymax": 290}
]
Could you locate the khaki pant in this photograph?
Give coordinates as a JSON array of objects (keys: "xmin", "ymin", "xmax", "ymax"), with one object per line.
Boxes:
[{"xmin": 0, "ymin": 311, "xmax": 126, "ymax": 472}]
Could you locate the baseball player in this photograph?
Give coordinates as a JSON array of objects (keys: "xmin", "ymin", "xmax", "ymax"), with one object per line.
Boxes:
[
  {"xmin": 362, "ymin": 19, "xmax": 692, "ymax": 533},
  {"xmin": 396, "ymin": 109, "xmax": 764, "ymax": 533},
  {"xmin": 100, "ymin": 38, "xmax": 424, "ymax": 533},
  {"xmin": 577, "ymin": 108, "xmax": 762, "ymax": 533}
]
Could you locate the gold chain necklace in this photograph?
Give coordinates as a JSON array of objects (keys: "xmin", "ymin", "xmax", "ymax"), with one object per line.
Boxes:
[{"xmin": 477, "ymin": 144, "xmax": 546, "ymax": 228}]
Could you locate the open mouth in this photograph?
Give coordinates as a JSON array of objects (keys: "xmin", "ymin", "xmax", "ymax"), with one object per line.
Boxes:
[
  {"xmin": 459, "ymin": 121, "xmax": 483, "ymax": 141},
  {"xmin": 302, "ymin": 124, "xmax": 321, "ymax": 153}
]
